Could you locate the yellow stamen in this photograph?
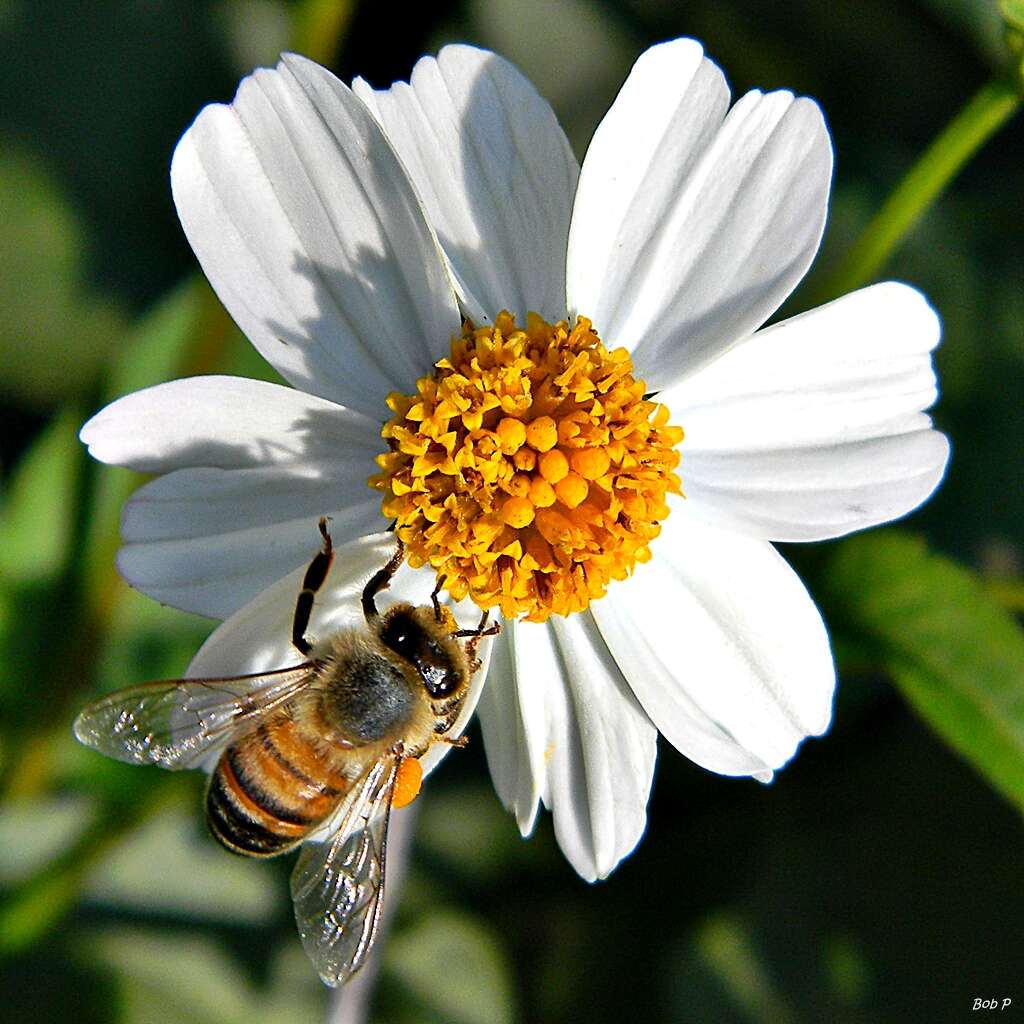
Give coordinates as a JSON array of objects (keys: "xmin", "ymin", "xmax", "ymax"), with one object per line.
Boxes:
[
  {"xmin": 538, "ymin": 448, "xmax": 569, "ymax": 484},
  {"xmin": 554, "ymin": 472, "xmax": 588, "ymax": 509},
  {"xmin": 371, "ymin": 311, "xmax": 684, "ymax": 622},
  {"xmin": 514, "ymin": 447, "xmax": 537, "ymax": 472},
  {"xmin": 529, "ymin": 476, "xmax": 556, "ymax": 508},
  {"xmin": 571, "ymin": 447, "xmax": 611, "ymax": 481},
  {"xmin": 496, "ymin": 417, "xmax": 527, "ymax": 454},
  {"xmin": 525, "ymin": 416, "xmax": 558, "ymax": 452},
  {"xmin": 502, "ymin": 495, "xmax": 536, "ymax": 529}
]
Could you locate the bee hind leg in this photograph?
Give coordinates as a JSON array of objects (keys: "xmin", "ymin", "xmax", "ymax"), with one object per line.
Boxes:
[{"xmin": 291, "ymin": 517, "xmax": 334, "ymax": 656}]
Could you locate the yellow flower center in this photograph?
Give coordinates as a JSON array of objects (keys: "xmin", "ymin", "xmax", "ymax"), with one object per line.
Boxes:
[{"xmin": 370, "ymin": 312, "xmax": 683, "ymax": 622}]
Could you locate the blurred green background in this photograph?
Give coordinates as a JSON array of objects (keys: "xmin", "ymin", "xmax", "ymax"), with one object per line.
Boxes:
[{"xmin": 1, "ymin": 1, "xmax": 1022, "ymax": 1021}]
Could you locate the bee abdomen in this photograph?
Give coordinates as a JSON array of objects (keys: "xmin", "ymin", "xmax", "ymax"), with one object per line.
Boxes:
[{"xmin": 206, "ymin": 724, "xmax": 346, "ymax": 858}]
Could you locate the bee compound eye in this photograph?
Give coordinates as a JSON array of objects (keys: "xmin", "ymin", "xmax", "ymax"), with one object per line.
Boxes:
[
  {"xmin": 381, "ymin": 614, "xmax": 417, "ymax": 660},
  {"xmin": 381, "ymin": 609, "xmax": 462, "ymax": 699},
  {"xmin": 424, "ymin": 669, "xmax": 458, "ymax": 699}
]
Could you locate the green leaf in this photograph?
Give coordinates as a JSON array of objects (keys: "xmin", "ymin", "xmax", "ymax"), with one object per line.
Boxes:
[
  {"xmin": 80, "ymin": 277, "xmax": 219, "ymax": 605},
  {"xmin": 826, "ymin": 531, "xmax": 1024, "ymax": 813},
  {"xmin": 291, "ymin": 0, "xmax": 357, "ymax": 65},
  {"xmin": 386, "ymin": 910, "xmax": 518, "ymax": 1024},
  {"xmin": 416, "ymin": 782, "xmax": 538, "ymax": 883},
  {"xmin": 1000, "ymin": 1, "xmax": 1024, "ymax": 88},
  {"xmin": 0, "ymin": 143, "xmax": 128, "ymax": 409},
  {"xmin": 108, "ymin": 276, "xmax": 209, "ymax": 396},
  {"xmin": 80, "ymin": 275, "xmax": 281, "ymax": 596},
  {"xmin": 693, "ymin": 914, "xmax": 797, "ymax": 1024},
  {"xmin": 0, "ymin": 780, "xmax": 180, "ymax": 953},
  {"xmin": 0, "ymin": 409, "xmax": 80, "ymax": 581},
  {"xmin": 800, "ymin": 80, "xmax": 1020, "ymax": 308},
  {"xmin": 1001, "ymin": 0, "xmax": 1024, "ymax": 33},
  {"xmin": 84, "ymin": 803, "xmax": 279, "ymax": 924},
  {"xmin": 80, "ymin": 926, "xmax": 327, "ymax": 1024},
  {"xmin": 0, "ymin": 411, "xmax": 83, "ymax": 718},
  {"xmin": 85, "ymin": 586, "xmax": 211, "ymax": 704},
  {"xmin": 0, "ymin": 795, "xmax": 93, "ymax": 885}
]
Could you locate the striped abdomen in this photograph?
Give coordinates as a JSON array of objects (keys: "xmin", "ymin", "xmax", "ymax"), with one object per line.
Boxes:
[{"xmin": 207, "ymin": 708, "xmax": 352, "ymax": 857}]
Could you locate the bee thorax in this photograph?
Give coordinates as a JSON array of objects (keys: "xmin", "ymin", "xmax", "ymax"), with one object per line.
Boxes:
[{"xmin": 316, "ymin": 640, "xmax": 417, "ymax": 745}]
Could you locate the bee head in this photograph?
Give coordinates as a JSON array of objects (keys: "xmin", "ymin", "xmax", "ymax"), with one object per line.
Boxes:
[{"xmin": 377, "ymin": 603, "xmax": 466, "ymax": 699}]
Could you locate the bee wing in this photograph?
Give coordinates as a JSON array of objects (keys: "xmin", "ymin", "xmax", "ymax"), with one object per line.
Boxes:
[
  {"xmin": 73, "ymin": 664, "xmax": 316, "ymax": 771},
  {"xmin": 290, "ymin": 753, "xmax": 402, "ymax": 987}
]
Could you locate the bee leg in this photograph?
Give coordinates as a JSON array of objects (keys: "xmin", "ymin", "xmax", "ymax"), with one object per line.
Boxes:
[
  {"xmin": 291, "ymin": 517, "xmax": 334, "ymax": 656},
  {"xmin": 430, "ymin": 577, "xmax": 444, "ymax": 623},
  {"xmin": 437, "ymin": 734, "xmax": 470, "ymax": 749},
  {"xmin": 453, "ymin": 611, "xmax": 501, "ymax": 639},
  {"xmin": 456, "ymin": 611, "xmax": 501, "ymax": 674},
  {"xmin": 361, "ymin": 536, "xmax": 406, "ymax": 624}
]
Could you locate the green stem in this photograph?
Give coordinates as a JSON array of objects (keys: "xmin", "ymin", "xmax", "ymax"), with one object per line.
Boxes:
[{"xmin": 805, "ymin": 79, "xmax": 1021, "ymax": 307}]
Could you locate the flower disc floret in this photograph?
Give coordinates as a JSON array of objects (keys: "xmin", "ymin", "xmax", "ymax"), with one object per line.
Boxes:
[{"xmin": 371, "ymin": 312, "xmax": 684, "ymax": 622}]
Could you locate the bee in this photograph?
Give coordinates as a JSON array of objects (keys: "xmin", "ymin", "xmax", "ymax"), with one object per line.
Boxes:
[{"xmin": 73, "ymin": 519, "xmax": 497, "ymax": 986}]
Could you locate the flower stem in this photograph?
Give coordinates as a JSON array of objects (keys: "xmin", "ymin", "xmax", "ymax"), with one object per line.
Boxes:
[{"xmin": 806, "ymin": 79, "xmax": 1020, "ymax": 306}]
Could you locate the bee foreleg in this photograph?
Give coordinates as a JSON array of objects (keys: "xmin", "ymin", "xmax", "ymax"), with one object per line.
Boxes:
[
  {"xmin": 430, "ymin": 577, "xmax": 444, "ymax": 623},
  {"xmin": 435, "ymin": 732, "xmax": 469, "ymax": 748},
  {"xmin": 361, "ymin": 536, "xmax": 406, "ymax": 623},
  {"xmin": 452, "ymin": 610, "xmax": 500, "ymax": 638},
  {"xmin": 456, "ymin": 612, "xmax": 501, "ymax": 675},
  {"xmin": 292, "ymin": 517, "xmax": 335, "ymax": 656}
]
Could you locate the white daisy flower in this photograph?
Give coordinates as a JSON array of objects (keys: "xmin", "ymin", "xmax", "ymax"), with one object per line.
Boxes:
[{"xmin": 81, "ymin": 39, "xmax": 949, "ymax": 881}]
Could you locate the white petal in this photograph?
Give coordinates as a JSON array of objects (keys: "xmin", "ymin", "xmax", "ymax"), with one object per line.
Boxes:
[
  {"xmin": 476, "ymin": 623, "xmax": 542, "ymax": 834},
  {"xmin": 566, "ymin": 38, "xmax": 831, "ymax": 389},
  {"xmin": 81, "ymin": 376, "xmax": 385, "ymax": 618},
  {"xmin": 171, "ymin": 54, "xmax": 460, "ymax": 419},
  {"xmin": 591, "ymin": 504, "xmax": 834, "ymax": 776},
  {"xmin": 116, "ymin": 493, "xmax": 383, "ymax": 621},
  {"xmin": 186, "ymin": 533, "xmax": 491, "ymax": 778},
  {"xmin": 665, "ymin": 283, "xmax": 951, "ymax": 540},
  {"xmin": 354, "ymin": 45, "xmax": 578, "ymax": 325},
  {"xmin": 188, "ymin": 534, "xmax": 397, "ymax": 674},
  {"xmin": 81, "ymin": 375, "xmax": 380, "ymax": 473},
  {"xmin": 479, "ymin": 617, "xmax": 656, "ymax": 881}
]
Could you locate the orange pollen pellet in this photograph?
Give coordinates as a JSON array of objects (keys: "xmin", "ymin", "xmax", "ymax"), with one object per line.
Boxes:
[
  {"xmin": 501, "ymin": 495, "xmax": 536, "ymax": 528},
  {"xmin": 371, "ymin": 310, "xmax": 684, "ymax": 622},
  {"xmin": 392, "ymin": 757, "xmax": 423, "ymax": 809}
]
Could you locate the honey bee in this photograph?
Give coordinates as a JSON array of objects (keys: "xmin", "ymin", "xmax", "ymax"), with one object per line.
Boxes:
[{"xmin": 73, "ymin": 519, "xmax": 497, "ymax": 986}]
